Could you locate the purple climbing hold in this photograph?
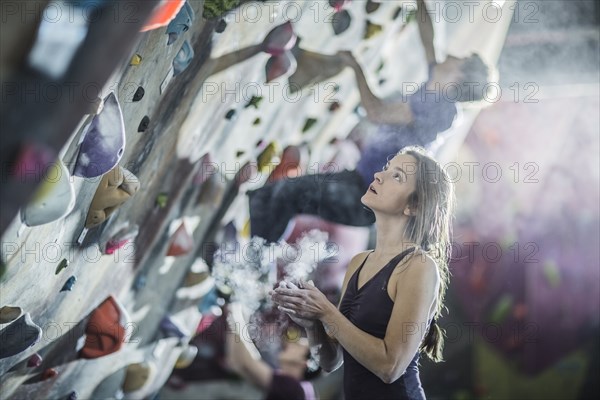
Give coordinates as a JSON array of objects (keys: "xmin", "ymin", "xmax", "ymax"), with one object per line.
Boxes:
[
  {"xmin": 262, "ymin": 21, "xmax": 297, "ymax": 56},
  {"xmin": 159, "ymin": 316, "xmax": 186, "ymax": 338},
  {"xmin": 265, "ymin": 52, "xmax": 296, "ymax": 83},
  {"xmin": 27, "ymin": 353, "xmax": 43, "ymax": 367},
  {"xmin": 73, "ymin": 92, "xmax": 126, "ymax": 178}
]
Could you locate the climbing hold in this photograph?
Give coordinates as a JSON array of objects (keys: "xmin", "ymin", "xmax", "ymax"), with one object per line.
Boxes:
[
  {"xmin": 252, "ymin": 117, "xmax": 261, "ymax": 126},
  {"xmin": 225, "ymin": 109, "xmax": 236, "ymax": 120},
  {"xmin": 133, "ymin": 275, "xmax": 147, "ymax": 291},
  {"xmin": 138, "ymin": 116, "xmax": 150, "ymax": 133},
  {"xmin": 129, "ymin": 54, "xmax": 142, "ymax": 65},
  {"xmin": 364, "ymin": 20, "xmax": 383, "ymax": 39},
  {"xmin": 80, "ymin": 296, "xmax": 129, "ymax": 359},
  {"xmin": 173, "ymin": 40, "xmax": 194, "ymax": 76},
  {"xmin": 215, "ymin": 19, "xmax": 227, "ymax": 33},
  {"xmin": 265, "ymin": 52, "xmax": 297, "ymax": 83},
  {"xmin": 55, "ymin": 259, "xmax": 69, "ymax": 275},
  {"xmin": 262, "ymin": 21, "xmax": 297, "ymax": 56},
  {"xmin": 0, "ymin": 313, "xmax": 42, "ymax": 359},
  {"xmin": 21, "ymin": 160, "xmax": 75, "ymax": 227},
  {"xmin": 105, "ymin": 224, "xmax": 139, "ymax": 255},
  {"xmin": 332, "ymin": 10, "xmax": 351, "ymax": 35},
  {"xmin": 257, "ymin": 142, "xmax": 278, "ymax": 172},
  {"xmin": 329, "ymin": 101, "xmax": 341, "ymax": 112},
  {"xmin": 132, "ymin": 86, "xmax": 145, "ymax": 102},
  {"xmin": 67, "ymin": 391, "xmax": 78, "ymax": 400},
  {"xmin": 85, "ymin": 166, "xmax": 140, "ymax": 229},
  {"xmin": 74, "ymin": 92, "xmax": 126, "ymax": 178},
  {"xmin": 123, "ymin": 361, "xmax": 156, "ymax": 393},
  {"xmin": 245, "ymin": 95, "xmax": 263, "ymax": 109},
  {"xmin": 60, "ymin": 276, "xmax": 77, "ymax": 292},
  {"xmin": 167, "ymin": 223, "xmax": 193, "ymax": 257},
  {"xmin": 366, "ymin": 0, "xmax": 380, "ymax": 14},
  {"xmin": 0, "ymin": 306, "xmax": 22, "ymax": 324},
  {"xmin": 174, "ymin": 345, "xmax": 198, "ymax": 369},
  {"xmin": 156, "ymin": 193, "xmax": 168, "ymax": 208},
  {"xmin": 41, "ymin": 368, "xmax": 58, "ymax": 380},
  {"xmin": 159, "ymin": 316, "xmax": 187, "ymax": 338},
  {"xmin": 302, "ymin": 118, "xmax": 318, "ymax": 133},
  {"xmin": 167, "ymin": 1, "xmax": 195, "ymax": 45},
  {"xmin": 27, "ymin": 353, "xmax": 43, "ymax": 368}
]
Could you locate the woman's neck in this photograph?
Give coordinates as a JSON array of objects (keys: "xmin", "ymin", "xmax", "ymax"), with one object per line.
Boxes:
[{"xmin": 372, "ymin": 217, "xmax": 417, "ymax": 259}]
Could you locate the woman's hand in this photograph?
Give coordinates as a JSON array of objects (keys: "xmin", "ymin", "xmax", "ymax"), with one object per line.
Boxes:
[{"xmin": 271, "ymin": 280, "xmax": 335, "ymax": 321}]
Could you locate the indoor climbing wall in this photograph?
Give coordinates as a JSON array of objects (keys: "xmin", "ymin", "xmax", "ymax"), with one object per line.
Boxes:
[{"xmin": 0, "ymin": 1, "xmax": 423, "ymax": 398}]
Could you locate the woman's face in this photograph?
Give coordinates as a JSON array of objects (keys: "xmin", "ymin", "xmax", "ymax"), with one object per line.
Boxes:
[{"xmin": 361, "ymin": 153, "xmax": 418, "ymax": 217}]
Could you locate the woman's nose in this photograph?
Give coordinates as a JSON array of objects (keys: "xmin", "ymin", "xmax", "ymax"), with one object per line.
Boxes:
[{"xmin": 374, "ymin": 171, "xmax": 383, "ymax": 182}]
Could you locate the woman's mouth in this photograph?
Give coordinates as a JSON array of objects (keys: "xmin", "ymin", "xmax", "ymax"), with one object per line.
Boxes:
[{"xmin": 369, "ymin": 185, "xmax": 377, "ymax": 194}]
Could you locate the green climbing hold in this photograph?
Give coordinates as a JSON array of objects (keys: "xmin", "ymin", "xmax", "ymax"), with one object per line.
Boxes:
[
  {"xmin": 55, "ymin": 259, "xmax": 69, "ymax": 275},
  {"xmin": 203, "ymin": 0, "xmax": 242, "ymax": 19},
  {"xmin": 302, "ymin": 118, "xmax": 317, "ymax": 133},
  {"xmin": 245, "ymin": 95, "xmax": 264, "ymax": 109},
  {"xmin": 253, "ymin": 117, "xmax": 261, "ymax": 126},
  {"xmin": 156, "ymin": 193, "xmax": 169, "ymax": 208},
  {"xmin": 365, "ymin": 20, "xmax": 383, "ymax": 39}
]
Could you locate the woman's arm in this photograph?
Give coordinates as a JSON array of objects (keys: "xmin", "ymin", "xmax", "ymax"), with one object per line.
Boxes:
[
  {"xmin": 275, "ymin": 252, "xmax": 370, "ymax": 372},
  {"xmin": 337, "ymin": 51, "xmax": 413, "ymax": 125},
  {"xmin": 416, "ymin": 0, "xmax": 437, "ymax": 65},
  {"xmin": 275, "ymin": 255, "xmax": 439, "ymax": 383},
  {"xmin": 225, "ymin": 305, "xmax": 273, "ymax": 389}
]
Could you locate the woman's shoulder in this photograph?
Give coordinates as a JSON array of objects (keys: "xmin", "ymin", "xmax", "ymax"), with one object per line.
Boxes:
[
  {"xmin": 346, "ymin": 250, "xmax": 372, "ymax": 274},
  {"xmin": 394, "ymin": 248, "xmax": 438, "ymax": 277}
]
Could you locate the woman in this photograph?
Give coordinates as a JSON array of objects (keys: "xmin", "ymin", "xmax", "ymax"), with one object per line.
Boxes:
[{"xmin": 271, "ymin": 146, "xmax": 454, "ymax": 399}]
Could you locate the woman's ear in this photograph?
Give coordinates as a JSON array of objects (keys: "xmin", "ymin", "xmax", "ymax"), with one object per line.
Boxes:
[{"xmin": 403, "ymin": 206, "xmax": 417, "ymax": 216}]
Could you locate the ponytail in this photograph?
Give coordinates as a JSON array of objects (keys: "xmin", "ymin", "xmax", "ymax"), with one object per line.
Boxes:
[{"xmin": 419, "ymin": 316, "xmax": 445, "ymax": 363}]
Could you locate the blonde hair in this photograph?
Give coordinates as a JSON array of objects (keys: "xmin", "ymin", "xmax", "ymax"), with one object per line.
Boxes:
[{"xmin": 398, "ymin": 146, "xmax": 454, "ymax": 362}]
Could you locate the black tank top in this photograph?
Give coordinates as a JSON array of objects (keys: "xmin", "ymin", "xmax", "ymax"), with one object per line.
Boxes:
[{"xmin": 339, "ymin": 248, "xmax": 426, "ymax": 400}]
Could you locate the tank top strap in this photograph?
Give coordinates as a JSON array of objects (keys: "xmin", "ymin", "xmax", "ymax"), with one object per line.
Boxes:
[{"xmin": 383, "ymin": 247, "xmax": 417, "ymax": 271}]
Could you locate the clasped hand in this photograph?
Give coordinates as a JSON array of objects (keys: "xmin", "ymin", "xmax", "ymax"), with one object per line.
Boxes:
[{"xmin": 270, "ymin": 280, "xmax": 334, "ymax": 323}]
